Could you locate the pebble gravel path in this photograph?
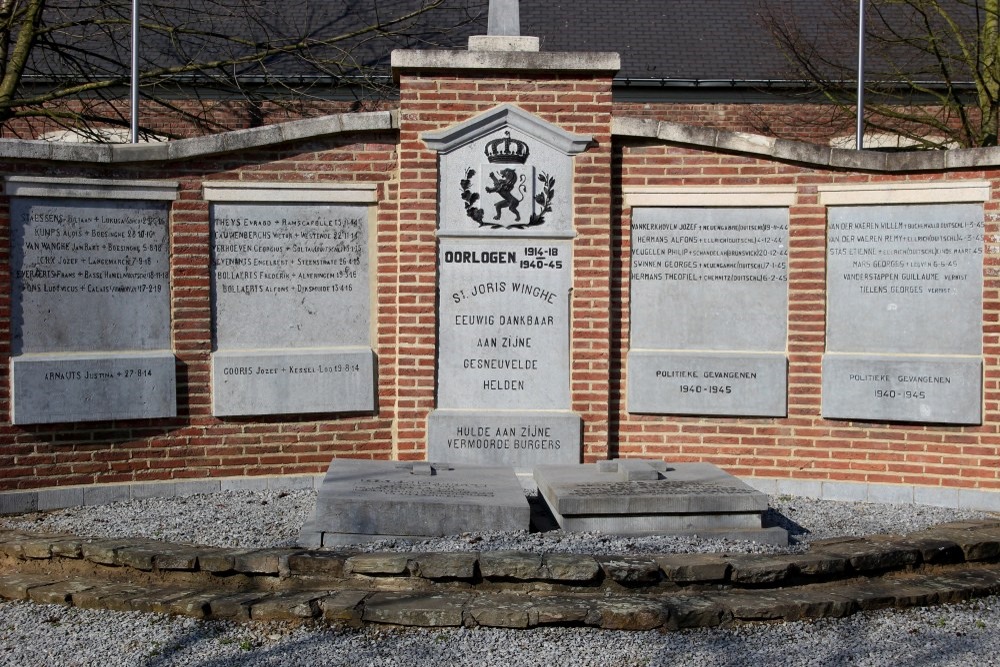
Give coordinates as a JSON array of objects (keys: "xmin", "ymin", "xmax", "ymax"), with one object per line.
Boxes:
[{"xmin": 1, "ymin": 489, "xmax": 998, "ymax": 666}]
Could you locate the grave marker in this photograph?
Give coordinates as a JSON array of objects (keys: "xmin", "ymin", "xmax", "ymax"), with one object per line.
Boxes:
[{"xmin": 299, "ymin": 459, "xmax": 530, "ymax": 546}]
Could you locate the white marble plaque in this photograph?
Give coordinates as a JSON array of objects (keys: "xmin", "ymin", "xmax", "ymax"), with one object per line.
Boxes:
[
  {"xmin": 209, "ymin": 202, "xmax": 374, "ymax": 416},
  {"xmin": 628, "ymin": 206, "xmax": 789, "ymax": 416},
  {"xmin": 8, "ymin": 186, "xmax": 176, "ymax": 425},
  {"xmin": 437, "ymin": 238, "xmax": 571, "ymax": 410},
  {"xmin": 823, "ymin": 203, "xmax": 984, "ymax": 424}
]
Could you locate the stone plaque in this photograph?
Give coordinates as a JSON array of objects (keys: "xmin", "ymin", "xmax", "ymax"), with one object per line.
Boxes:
[
  {"xmin": 210, "ymin": 202, "xmax": 374, "ymax": 416},
  {"xmin": 11, "ymin": 198, "xmax": 171, "ymax": 354},
  {"xmin": 628, "ymin": 206, "xmax": 789, "ymax": 416},
  {"xmin": 437, "ymin": 238, "xmax": 571, "ymax": 410},
  {"xmin": 822, "ymin": 355, "xmax": 982, "ymax": 424},
  {"xmin": 11, "ymin": 353, "xmax": 176, "ymax": 424},
  {"xmin": 823, "ymin": 203, "xmax": 984, "ymax": 423},
  {"xmin": 627, "ymin": 351, "xmax": 787, "ymax": 416},
  {"xmin": 427, "ymin": 410, "xmax": 580, "ymax": 468},
  {"xmin": 212, "ymin": 349, "xmax": 374, "ymax": 417},
  {"xmin": 426, "ymin": 106, "xmax": 591, "ymax": 467},
  {"xmin": 826, "ymin": 203, "xmax": 983, "ymax": 355},
  {"xmin": 630, "ymin": 207, "xmax": 788, "ymax": 350},
  {"xmin": 8, "ymin": 185, "xmax": 176, "ymax": 424}
]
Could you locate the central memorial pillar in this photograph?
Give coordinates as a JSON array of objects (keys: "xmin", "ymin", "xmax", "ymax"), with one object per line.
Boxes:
[
  {"xmin": 391, "ymin": 27, "xmax": 619, "ymax": 465},
  {"xmin": 424, "ymin": 106, "xmax": 591, "ymax": 467}
]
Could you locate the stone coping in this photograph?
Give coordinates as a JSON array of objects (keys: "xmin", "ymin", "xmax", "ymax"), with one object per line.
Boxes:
[
  {"xmin": 612, "ymin": 116, "xmax": 1000, "ymax": 172},
  {"xmin": 0, "ymin": 111, "xmax": 397, "ymax": 164},
  {"xmin": 2, "ymin": 520, "xmax": 1000, "ymax": 630},
  {"xmin": 0, "ymin": 108, "xmax": 999, "ymax": 172},
  {"xmin": 390, "ymin": 49, "xmax": 621, "ymax": 77}
]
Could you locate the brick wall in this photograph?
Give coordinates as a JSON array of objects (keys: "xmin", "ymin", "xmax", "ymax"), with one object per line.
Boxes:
[
  {"xmin": 2, "ymin": 57, "xmax": 1000, "ymax": 500},
  {"xmin": 0, "ymin": 132, "xmax": 401, "ymax": 490},
  {"xmin": 613, "ymin": 139, "xmax": 1000, "ymax": 492}
]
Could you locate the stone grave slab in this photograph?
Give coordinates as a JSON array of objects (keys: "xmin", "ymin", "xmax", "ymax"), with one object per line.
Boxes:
[
  {"xmin": 299, "ymin": 459, "xmax": 530, "ymax": 547},
  {"xmin": 534, "ymin": 460, "xmax": 787, "ymax": 545}
]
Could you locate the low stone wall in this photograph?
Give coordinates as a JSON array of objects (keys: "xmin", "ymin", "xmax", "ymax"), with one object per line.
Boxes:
[{"xmin": 2, "ymin": 520, "xmax": 1000, "ymax": 629}]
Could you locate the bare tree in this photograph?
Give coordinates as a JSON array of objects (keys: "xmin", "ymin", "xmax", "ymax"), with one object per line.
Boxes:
[
  {"xmin": 758, "ymin": 0, "xmax": 1000, "ymax": 149},
  {"xmin": 0, "ymin": 0, "xmax": 485, "ymax": 140}
]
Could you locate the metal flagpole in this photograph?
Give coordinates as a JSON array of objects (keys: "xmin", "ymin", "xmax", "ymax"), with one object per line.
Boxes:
[
  {"xmin": 856, "ymin": 0, "xmax": 866, "ymax": 150},
  {"xmin": 130, "ymin": 0, "xmax": 139, "ymax": 143}
]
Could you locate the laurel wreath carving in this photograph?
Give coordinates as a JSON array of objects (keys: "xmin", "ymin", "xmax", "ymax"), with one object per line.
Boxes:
[{"xmin": 460, "ymin": 168, "xmax": 555, "ymax": 230}]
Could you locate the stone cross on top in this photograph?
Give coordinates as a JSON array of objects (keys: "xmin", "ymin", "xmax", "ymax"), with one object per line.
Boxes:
[
  {"xmin": 488, "ymin": 0, "xmax": 520, "ymax": 36},
  {"xmin": 473, "ymin": 0, "xmax": 537, "ymax": 51}
]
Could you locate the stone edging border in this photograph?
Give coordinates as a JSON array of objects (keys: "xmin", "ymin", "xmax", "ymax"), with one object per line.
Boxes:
[
  {"xmin": 5, "ymin": 474, "xmax": 1000, "ymax": 516},
  {"xmin": 2, "ymin": 520, "xmax": 1000, "ymax": 630}
]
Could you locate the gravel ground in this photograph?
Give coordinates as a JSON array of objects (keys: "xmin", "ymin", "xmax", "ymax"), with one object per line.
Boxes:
[{"xmin": 1, "ymin": 489, "xmax": 999, "ymax": 666}]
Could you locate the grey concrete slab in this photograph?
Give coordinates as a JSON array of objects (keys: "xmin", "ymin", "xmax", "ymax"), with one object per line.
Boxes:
[
  {"xmin": 301, "ymin": 459, "xmax": 529, "ymax": 546},
  {"xmin": 535, "ymin": 461, "xmax": 768, "ymax": 516},
  {"xmin": 0, "ymin": 492, "xmax": 37, "ymax": 515},
  {"xmin": 36, "ymin": 487, "xmax": 84, "ymax": 511}
]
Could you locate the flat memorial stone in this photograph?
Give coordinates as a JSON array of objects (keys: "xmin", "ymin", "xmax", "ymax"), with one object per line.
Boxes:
[
  {"xmin": 300, "ymin": 459, "xmax": 530, "ymax": 547},
  {"xmin": 534, "ymin": 460, "xmax": 786, "ymax": 545}
]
